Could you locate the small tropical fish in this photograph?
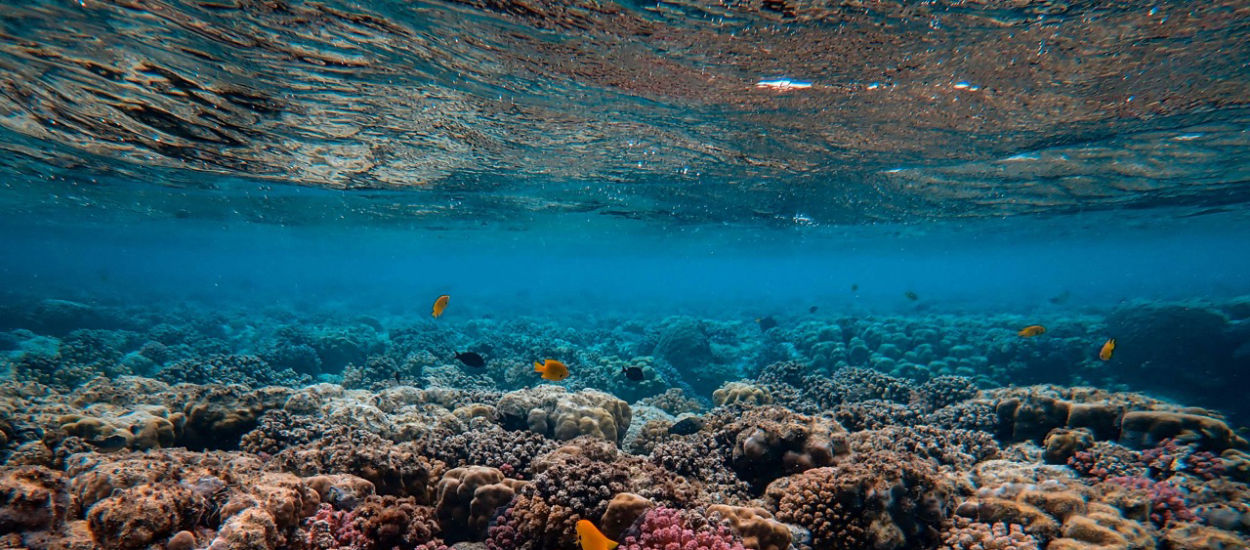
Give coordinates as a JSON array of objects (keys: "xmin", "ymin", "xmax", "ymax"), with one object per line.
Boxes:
[
  {"xmin": 431, "ymin": 295, "xmax": 450, "ymax": 318},
  {"xmin": 1018, "ymin": 325, "xmax": 1046, "ymax": 337},
  {"xmin": 809, "ymin": 305, "xmax": 818, "ymax": 313},
  {"xmin": 1099, "ymin": 338, "xmax": 1116, "ymax": 361},
  {"xmin": 393, "ymin": 371, "xmax": 401, "ymax": 384},
  {"xmin": 576, "ymin": 519, "xmax": 618, "ymax": 550},
  {"xmin": 534, "ymin": 359, "xmax": 569, "ymax": 381},
  {"xmin": 455, "ymin": 351, "xmax": 486, "ymax": 368},
  {"xmin": 904, "ymin": 290, "xmax": 919, "ymax": 301},
  {"xmin": 668, "ymin": 416, "xmax": 704, "ymax": 435},
  {"xmin": 851, "ymin": 283, "xmax": 859, "ymax": 292},
  {"xmin": 621, "ymin": 365, "xmax": 644, "ymax": 381},
  {"xmin": 757, "ymin": 315, "xmax": 778, "ymax": 331}
]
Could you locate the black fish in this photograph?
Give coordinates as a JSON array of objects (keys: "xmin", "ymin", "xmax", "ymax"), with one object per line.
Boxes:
[
  {"xmin": 904, "ymin": 290, "xmax": 919, "ymax": 301},
  {"xmin": 668, "ymin": 416, "xmax": 704, "ymax": 435},
  {"xmin": 393, "ymin": 371, "xmax": 402, "ymax": 384},
  {"xmin": 454, "ymin": 351, "xmax": 486, "ymax": 368},
  {"xmin": 757, "ymin": 315, "xmax": 778, "ymax": 332},
  {"xmin": 851, "ymin": 283, "xmax": 859, "ymax": 292},
  {"xmin": 621, "ymin": 365, "xmax": 644, "ymax": 381},
  {"xmin": 809, "ymin": 305, "xmax": 818, "ymax": 313}
]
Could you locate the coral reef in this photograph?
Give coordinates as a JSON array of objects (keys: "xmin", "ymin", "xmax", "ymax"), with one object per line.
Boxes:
[{"xmin": 3, "ymin": 302, "xmax": 1250, "ymax": 550}]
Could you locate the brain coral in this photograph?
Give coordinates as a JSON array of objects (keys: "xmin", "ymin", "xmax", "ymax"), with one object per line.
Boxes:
[
  {"xmin": 498, "ymin": 386, "xmax": 631, "ymax": 445},
  {"xmin": 766, "ymin": 450, "xmax": 952, "ymax": 550}
]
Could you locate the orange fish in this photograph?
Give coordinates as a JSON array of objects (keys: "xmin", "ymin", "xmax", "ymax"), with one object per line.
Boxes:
[
  {"xmin": 1099, "ymin": 338, "xmax": 1116, "ymax": 361},
  {"xmin": 576, "ymin": 519, "xmax": 617, "ymax": 550},
  {"xmin": 1018, "ymin": 325, "xmax": 1046, "ymax": 337},
  {"xmin": 431, "ymin": 295, "xmax": 449, "ymax": 318},
  {"xmin": 533, "ymin": 359, "xmax": 569, "ymax": 381}
]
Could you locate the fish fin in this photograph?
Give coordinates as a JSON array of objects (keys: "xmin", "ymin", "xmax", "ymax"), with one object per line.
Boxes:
[{"xmin": 534, "ymin": 361, "xmax": 544, "ymax": 372}]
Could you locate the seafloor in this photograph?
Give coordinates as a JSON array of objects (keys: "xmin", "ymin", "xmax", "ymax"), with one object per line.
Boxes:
[{"xmin": 2, "ymin": 297, "xmax": 1250, "ymax": 550}]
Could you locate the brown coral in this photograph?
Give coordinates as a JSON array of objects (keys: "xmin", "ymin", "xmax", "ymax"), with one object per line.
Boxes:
[
  {"xmin": 766, "ymin": 450, "xmax": 951, "ymax": 550},
  {"xmin": 435, "ymin": 466, "xmax": 527, "ymax": 542},
  {"xmin": 707, "ymin": 504, "xmax": 791, "ymax": 550}
]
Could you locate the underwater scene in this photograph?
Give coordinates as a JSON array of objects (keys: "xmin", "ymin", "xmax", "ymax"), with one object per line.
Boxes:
[{"xmin": 3, "ymin": 0, "xmax": 1250, "ymax": 549}]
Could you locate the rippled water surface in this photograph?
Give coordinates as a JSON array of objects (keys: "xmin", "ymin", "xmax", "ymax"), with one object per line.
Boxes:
[{"xmin": 2, "ymin": 0, "xmax": 1249, "ymax": 227}]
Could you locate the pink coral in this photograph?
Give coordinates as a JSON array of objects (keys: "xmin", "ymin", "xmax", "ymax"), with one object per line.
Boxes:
[
  {"xmin": 620, "ymin": 507, "xmax": 749, "ymax": 550},
  {"xmin": 1105, "ymin": 476, "xmax": 1197, "ymax": 526},
  {"xmin": 1141, "ymin": 438, "xmax": 1225, "ymax": 481}
]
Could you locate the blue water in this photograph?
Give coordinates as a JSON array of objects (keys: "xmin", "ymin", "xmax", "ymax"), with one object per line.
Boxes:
[{"xmin": 3, "ymin": 1, "xmax": 1250, "ymax": 548}]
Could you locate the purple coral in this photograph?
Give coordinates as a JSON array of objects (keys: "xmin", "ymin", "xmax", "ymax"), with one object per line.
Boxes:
[{"xmin": 620, "ymin": 507, "xmax": 749, "ymax": 550}]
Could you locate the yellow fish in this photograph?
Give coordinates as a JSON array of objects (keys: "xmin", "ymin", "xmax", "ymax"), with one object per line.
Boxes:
[
  {"xmin": 576, "ymin": 519, "xmax": 617, "ymax": 550},
  {"xmin": 1099, "ymin": 338, "xmax": 1116, "ymax": 361},
  {"xmin": 431, "ymin": 295, "xmax": 449, "ymax": 318},
  {"xmin": 1018, "ymin": 325, "xmax": 1046, "ymax": 337},
  {"xmin": 533, "ymin": 359, "xmax": 569, "ymax": 381}
]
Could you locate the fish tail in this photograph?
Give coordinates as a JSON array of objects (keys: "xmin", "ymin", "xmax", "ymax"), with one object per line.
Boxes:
[{"xmin": 534, "ymin": 361, "xmax": 544, "ymax": 372}]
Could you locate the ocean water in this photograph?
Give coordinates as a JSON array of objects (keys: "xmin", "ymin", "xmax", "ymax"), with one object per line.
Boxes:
[{"xmin": 3, "ymin": 1, "xmax": 1250, "ymax": 549}]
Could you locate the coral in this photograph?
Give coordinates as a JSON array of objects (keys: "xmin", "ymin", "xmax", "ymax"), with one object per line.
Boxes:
[
  {"xmin": 435, "ymin": 466, "xmax": 526, "ymax": 542},
  {"xmin": 601, "ymin": 493, "xmax": 654, "ymax": 541},
  {"xmin": 624, "ymin": 415, "xmax": 675, "ymax": 455},
  {"xmin": 87, "ymin": 482, "xmax": 200, "ymax": 550},
  {"xmin": 268, "ymin": 428, "xmax": 444, "ymax": 500},
  {"xmin": 712, "ymin": 382, "xmax": 772, "ymax": 408},
  {"xmin": 832, "ymin": 366, "xmax": 912, "ymax": 403},
  {"xmin": 58, "ymin": 406, "xmax": 178, "ymax": 452},
  {"xmin": 1104, "ymin": 477, "xmax": 1198, "ymax": 526},
  {"xmin": 649, "ymin": 433, "xmax": 751, "ymax": 503},
  {"xmin": 928, "ymin": 401, "xmax": 999, "ymax": 432},
  {"xmin": 1160, "ymin": 523, "xmax": 1250, "ymax": 550},
  {"xmin": 706, "ymin": 504, "xmax": 791, "ymax": 550},
  {"xmin": 1067, "ymin": 442, "xmax": 1148, "ymax": 480},
  {"xmin": 530, "ymin": 443, "xmax": 632, "ymax": 521},
  {"xmin": 835, "ymin": 399, "xmax": 923, "ymax": 431},
  {"xmin": 651, "ymin": 318, "xmax": 715, "ymax": 374},
  {"xmin": 498, "ymin": 386, "xmax": 631, "ymax": 445},
  {"xmin": 938, "ymin": 516, "xmax": 1040, "ymax": 550},
  {"xmin": 209, "ymin": 506, "xmax": 280, "ymax": 550},
  {"xmin": 914, "ymin": 375, "xmax": 980, "ymax": 412},
  {"xmin": 1141, "ymin": 438, "xmax": 1226, "ymax": 480},
  {"xmin": 710, "ymin": 406, "xmax": 848, "ymax": 489},
  {"xmin": 619, "ymin": 507, "xmax": 749, "ymax": 550},
  {"xmin": 1064, "ymin": 509, "xmax": 1156, "ymax": 549},
  {"xmin": 767, "ymin": 450, "xmax": 951, "ymax": 550},
  {"xmin": 179, "ymin": 385, "xmax": 292, "ymax": 451},
  {"xmin": 1043, "ymin": 428, "xmax": 1095, "ymax": 465},
  {"xmin": 349, "ymin": 495, "xmax": 442, "ymax": 549},
  {"xmin": 157, "ymin": 354, "xmax": 310, "ymax": 388},
  {"xmin": 0, "ymin": 466, "xmax": 69, "ymax": 532},
  {"xmin": 1120, "ymin": 411, "xmax": 1244, "ymax": 451},
  {"xmin": 637, "ymin": 388, "xmax": 703, "ymax": 416},
  {"xmin": 485, "ymin": 493, "xmax": 578, "ymax": 550},
  {"xmin": 414, "ymin": 425, "xmax": 557, "ymax": 479},
  {"xmin": 847, "ymin": 425, "xmax": 1000, "ymax": 470}
]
